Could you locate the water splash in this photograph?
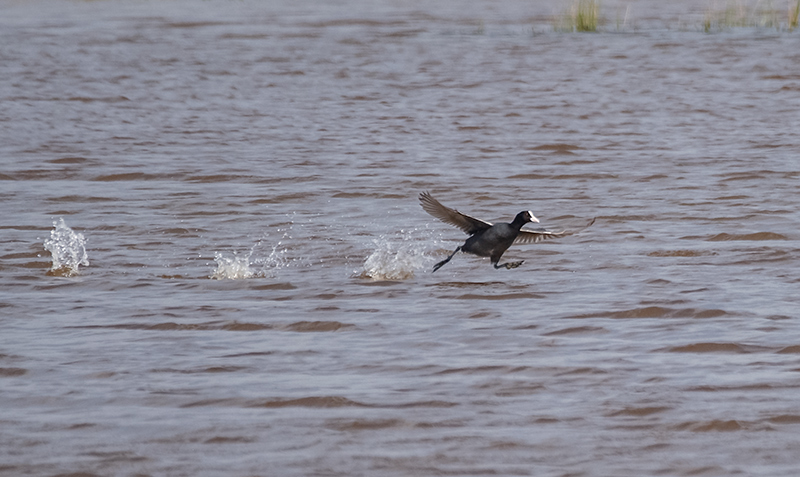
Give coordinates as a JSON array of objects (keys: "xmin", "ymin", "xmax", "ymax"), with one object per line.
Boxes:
[
  {"xmin": 360, "ymin": 229, "xmax": 437, "ymax": 281},
  {"xmin": 211, "ymin": 251, "xmax": 255, "ymax": 280},
  {"xmin": 210, "ymin": 240, "xmax": 288, "ymax": 280},
  {"xmin": 43, "ymin": 218, "xmax": 89, "ymax": 277}
]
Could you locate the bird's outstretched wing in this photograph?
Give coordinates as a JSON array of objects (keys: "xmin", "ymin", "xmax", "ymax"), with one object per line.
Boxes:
[
  {"xmin": 419, "ymin": 191, "xmax": 492, "ymax": 235},
  {"xmin": 514, "ymin": 217, "xmax": 596, "ymax": 244}
]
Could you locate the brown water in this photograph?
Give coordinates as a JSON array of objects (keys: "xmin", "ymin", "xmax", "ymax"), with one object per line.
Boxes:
[{"xmin": 2, "ymin": 0, "xmax": 800, "ymax": 475}]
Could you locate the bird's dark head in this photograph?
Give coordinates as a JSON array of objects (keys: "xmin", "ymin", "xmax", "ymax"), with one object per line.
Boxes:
[{"xmin": 514, "ymin": 210, "xmax": 539, "ymax": 225}]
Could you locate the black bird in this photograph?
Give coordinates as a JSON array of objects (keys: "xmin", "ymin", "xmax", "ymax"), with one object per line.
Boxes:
[{"xmin": 419, "ymin": 191, "xmax": 594, "ymax": 272}]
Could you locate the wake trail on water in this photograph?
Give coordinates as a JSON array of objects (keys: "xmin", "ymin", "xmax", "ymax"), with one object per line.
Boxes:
[{"xmin": 207, "ymin": 217, "xmax": 446, "ymax": 281}]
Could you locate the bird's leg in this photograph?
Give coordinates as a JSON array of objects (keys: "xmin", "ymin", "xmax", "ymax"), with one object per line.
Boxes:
[
  {"xmin": 432, "ymin": 246, "xmax": 461, "ymax": 272},
  {"xmin": 493, "ymin": 259, "xmax": 525, "ymax": 270}
]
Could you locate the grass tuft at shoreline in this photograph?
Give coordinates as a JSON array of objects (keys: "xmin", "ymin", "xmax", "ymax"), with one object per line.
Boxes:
[
  {"xmin": 555, "ymin": 0, "xmax": 600, "ymax": 32},
  {"xmin": 552, "ymin": 0, "xmax": 800, "ymax": 33},
  {"xmin": 703, "ymin": 0, "xmax": 800, "ymax": 32}
]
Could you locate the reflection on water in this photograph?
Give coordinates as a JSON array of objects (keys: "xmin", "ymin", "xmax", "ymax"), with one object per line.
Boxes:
[{"xmin": 1, "ymin": 0, "xmax": 800, "ymax": 476}]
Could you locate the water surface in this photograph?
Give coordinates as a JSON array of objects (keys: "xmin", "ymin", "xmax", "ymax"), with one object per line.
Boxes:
[{"xmin": 2, "ymin": 1, "xmax": 800, "ymax": 475}]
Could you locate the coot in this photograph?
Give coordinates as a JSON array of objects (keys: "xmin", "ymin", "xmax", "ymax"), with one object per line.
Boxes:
[{"xmin": 419, "ymin": 191, "xmax": 594, "ymax": 272}]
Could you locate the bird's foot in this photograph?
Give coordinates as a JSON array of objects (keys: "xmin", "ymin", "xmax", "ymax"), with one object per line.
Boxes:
[
  {"xmin": 432, "ymin": 246, "xmax": 461, "ymax": 273},
  {"xmin": 432, "ymin": 259, "xmax": 448, "ymax": 272},
  {"xmin": 504, "ymin": 260, "xmax": 524, "ymax": 270}
]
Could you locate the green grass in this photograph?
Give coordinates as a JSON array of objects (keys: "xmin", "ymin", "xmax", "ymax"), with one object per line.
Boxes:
[
  {"xmin": 703, "ymin": 0, "xmax": 800, "ymax": 31},
  {"xmin": 550, "ymin": 0, "xmax": 798, "ymax": 32},
  {"xmin": 555, "ymin": 0, "xmax": 600, "ymax": 32},
  {"xmin": 790, "ymin": 0, "xmax": 800, "ymax": 30}
]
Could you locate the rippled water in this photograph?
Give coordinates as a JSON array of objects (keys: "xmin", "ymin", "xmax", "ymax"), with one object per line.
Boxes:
[{"xmin": 2, "ymin": 1, "xmax": 800, "ymax": 475}]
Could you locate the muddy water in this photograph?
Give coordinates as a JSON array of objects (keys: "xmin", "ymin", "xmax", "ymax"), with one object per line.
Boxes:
[{"xmin": 2, "ymin": 0, "xmax": 800, "ymax": 475}]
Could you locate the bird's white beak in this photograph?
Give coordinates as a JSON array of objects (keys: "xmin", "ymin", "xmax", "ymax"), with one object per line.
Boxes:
[{"xmin": 529, "ymin": 212, "xmax": 539, "ymax": 223}]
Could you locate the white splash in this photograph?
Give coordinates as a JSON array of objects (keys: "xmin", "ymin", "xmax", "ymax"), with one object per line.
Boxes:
[
  {"xmin": 43, "ymin": 218, "xmax": 89, "ymax": 277},
  {"xmin": 211, "ymin": 240, "xmax": 288, "ymax": 280},
  {"xmin": 361, "ymin": 229, "xmax": 437, "ymax": 281},
  {"xmin": 211, "ymin": 251, "xmax": 254, "ymax": 280}
]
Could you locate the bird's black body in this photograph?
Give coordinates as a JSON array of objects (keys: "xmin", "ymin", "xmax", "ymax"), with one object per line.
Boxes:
[{"xmin": 419, "ymin": 191, "xmax": 594, "ymax": 272}]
